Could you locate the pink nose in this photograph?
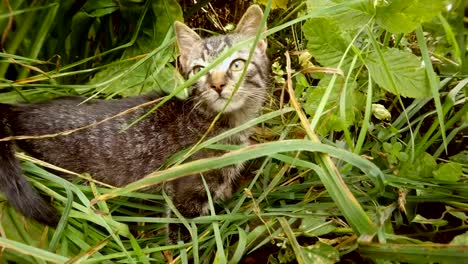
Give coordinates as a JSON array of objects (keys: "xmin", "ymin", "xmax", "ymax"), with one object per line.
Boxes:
[
  {"xmin": 211, "ymin": 83, "xmax": 226, "ymax": 93},
  {"xmin": 209, "ymin": 71, "xmax": 226, "ymax": 93}
]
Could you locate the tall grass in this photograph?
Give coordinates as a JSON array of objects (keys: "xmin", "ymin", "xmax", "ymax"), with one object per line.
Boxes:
[{"xmin": 0, "ymin": 0, "xmax": 467, "ymax": 263}]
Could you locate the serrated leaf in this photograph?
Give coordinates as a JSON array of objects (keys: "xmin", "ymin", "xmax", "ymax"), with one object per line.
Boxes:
[
  {"xmin": 366, "ymin": 48, "xmax": 433, "ymax": 98},
  {"xmin": 303, "ymin": 18, "xmax": 353, "ymax": 72},
  {"xmin": 433, "ymin": 162, "xmax": 462, "ymax": 182},
  {"xmin": 375, "ymin": 0, "xmax": 446, "ymax": 33},
  {"xmin": 307, "ymin": 0, "xmax": 373, "ymax": 30}
]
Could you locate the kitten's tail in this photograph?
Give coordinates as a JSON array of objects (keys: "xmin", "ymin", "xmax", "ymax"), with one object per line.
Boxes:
[{"xmin": 0, "ymin": 104, "xmax": 59, "ymax": 226}]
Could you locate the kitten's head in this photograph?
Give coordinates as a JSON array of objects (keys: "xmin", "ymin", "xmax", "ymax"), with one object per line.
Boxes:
[{"xmin": 175, "ymin": 5, "xmax": 269, "ymax": 116}]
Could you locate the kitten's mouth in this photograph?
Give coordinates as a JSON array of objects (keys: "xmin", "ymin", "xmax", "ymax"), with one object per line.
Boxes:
[
  {"xmin": 213, "ymin": 93, "xmax": 228, "ymax": 101},
  {"xmin": 203, "ymin": 89, "xmax": 243, "ymax": 112},
  {"xmin": 216, "ymin": 94, "xmax": 238, "ymax": 104},
  {"xmin": 214, "ymin": 97, "xmax": 229, "ymax": 106}
]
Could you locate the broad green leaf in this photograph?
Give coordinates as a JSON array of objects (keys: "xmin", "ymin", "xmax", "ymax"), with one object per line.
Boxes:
[
  {"xmin": 88, "ymin": 43, "xmax": 185, "ymax": 98},
  {"xmin": 303, "ymin": 18, "xmax": 353, "ymax": 71},
  {"xmin": 366, "ymin": 48, "xmax": 433, "ymax": 98},
  {"xmin": 306, "ymin": 0, "xmax": 372, "ymax": 30},
  {"xmin": 450, "ymin": 231, "xmax": 468, "ymax": 245},
  {"xmin": 317, "ymin": 113, "xmax": 348, "ymax": 135},
  {"xmin": 433, "ymin": 162, "xmax": 462, "ymax": 182},
  {"xmin": 151, "ymin": 0, "xmax": 182, "ymax": 46},
  {"xmin": 294, "ymin": 72, "xmax": 309, "ymax": 99},
  {"xmin": 302, "ymin": 242, "xmax": 340, "ymax": 264},
  {"xmin": 400, "ymin": 152, "xmax": 437, "ymax": 178},
  {"xmin": 83, "ymin": 0, "xmax": 184, "ymax": 97},
  {"xmin": 304, "ymin": 75, "xmax": 341, "ymax": 115},
  {"xmin": 0, "ymin": 89, "xmax": 60, "ymax": 104},
  {"xmin": 333, "ymin": 0, "xmax": 375, "ymax": 15},
  {"xmin": 299, "ymin": 217, "xmax": 337, "ymax": 237},
  {"xmin": 375, "ymin": 0, "xmax": 446, "ymax": 33},
  {"xmin": 304, "ymin": 75, "xmax": 357, "ymax": 134}
]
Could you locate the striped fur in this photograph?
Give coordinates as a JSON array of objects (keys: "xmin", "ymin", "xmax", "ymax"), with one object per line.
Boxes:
[{"xmin": 0, "ymin": 5, "xmax": 269, "ymax": 244}]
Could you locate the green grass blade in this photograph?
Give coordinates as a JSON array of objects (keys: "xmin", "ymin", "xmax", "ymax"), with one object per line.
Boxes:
[
  {"xmin": 95, "ymin": 140, "xmax": 384, "ymax": 201},
  {"xmin": 415, "ymin": 26, "xmax": 447, "ymax": 153},
  {"xmin": 359, "ymin": 243, "xmax": 468, "ymax": 263},
  {"xmin": 228, "ymin": 226, "xmax": 247, "ymax": 264},
  {"xmin": 48, "ymin": 187, "xmax": 73, "ymax": 252},
  {"xmin": 0, "ymin": 237, "xmax": 68, "ymax": 263},
  {"xmin": 201, "ymin": 175, "xmax": 226, "ymax": 264},
  {"xmin": 279, "ymin": 217, "xmax": 307, "ymax": 264},
  {"xmin": 354, "ymin": 74, "xmax": 373, "ymax": 154}
]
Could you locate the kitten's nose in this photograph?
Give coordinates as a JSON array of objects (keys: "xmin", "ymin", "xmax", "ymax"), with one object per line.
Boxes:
[{"xmin": 209, "ymin": 71, "xmax": 226, "ymax": 94}]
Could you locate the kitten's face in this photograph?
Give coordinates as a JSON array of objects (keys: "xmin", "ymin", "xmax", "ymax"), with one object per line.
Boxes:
[
  {"xmin": 175, "ymin": 6, "xmax": 269, "ymax": 114},
  {"xmin": 183, "ymin": 35, "xmax": 269, "ymax": 113}
]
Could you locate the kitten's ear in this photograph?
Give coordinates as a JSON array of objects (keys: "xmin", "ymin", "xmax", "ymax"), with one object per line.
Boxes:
[
  {"xmin": 174, "ymin": 21, "xmax": 201, "ymax": 68},
  {"xmin": 235, "ymin": 5, "xmax": 267, "ymax": 52}
]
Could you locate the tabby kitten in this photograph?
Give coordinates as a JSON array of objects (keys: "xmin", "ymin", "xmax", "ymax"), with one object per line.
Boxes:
[{"xmin": 0, "ymin": 5, "xmax": 269, "ymax": 243}]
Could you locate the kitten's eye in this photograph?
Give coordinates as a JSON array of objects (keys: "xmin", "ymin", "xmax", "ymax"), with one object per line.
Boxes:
[
  {"xmin": 230, "ymin": 59, "xmax": 245, "ymax": 72},
  {"xmin": 191, "ymin": 65, "xmax": 204, "ymax": 75}
]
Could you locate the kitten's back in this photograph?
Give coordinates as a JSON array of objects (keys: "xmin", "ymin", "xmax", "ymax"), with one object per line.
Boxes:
[{"xmin": 8, "ymin": 95, "xmax": 224, "ymax": 186}]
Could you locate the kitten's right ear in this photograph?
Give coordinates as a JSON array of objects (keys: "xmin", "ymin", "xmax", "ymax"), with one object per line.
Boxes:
[
  {"xmin": 235, "ymin": 5, "xmax": 267, "ymax": 52},
  {"xmin": 174, "ymin": 21, "xmax": 201, "ymax": 68}
]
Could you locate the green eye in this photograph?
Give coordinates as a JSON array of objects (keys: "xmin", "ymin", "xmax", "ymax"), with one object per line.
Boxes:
[
  {"xmin": 230, "ymin": 59, "xmax": 245, "ymax": 71},
  {"xmin": 192, "ymin": 65, "xmax": 204, "ymax": 75}
]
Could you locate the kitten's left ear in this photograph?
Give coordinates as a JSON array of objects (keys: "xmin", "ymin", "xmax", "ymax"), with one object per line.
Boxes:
[
  {"xmin": 175, "ymin": 21, "xmax": 202, "ymax": 69},
  {"xmin": 235, "ymin": 5, "xmax": 267, "ymax": 52}
]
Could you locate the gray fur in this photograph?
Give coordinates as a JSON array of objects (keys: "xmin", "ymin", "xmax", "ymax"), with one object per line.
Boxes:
[{"xmin": 0, "ymin": 5, "xmax": 269, "ymax": 243}]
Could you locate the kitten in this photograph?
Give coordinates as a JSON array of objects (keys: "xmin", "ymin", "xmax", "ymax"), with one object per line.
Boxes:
[{"xmin": 0, "ymin": 5, "xmax": 269, "ymax": 243}]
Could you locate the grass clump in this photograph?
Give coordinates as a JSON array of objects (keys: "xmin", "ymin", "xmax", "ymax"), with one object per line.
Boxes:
[{"xmin": 0, "ymin": 0, "xmax": 467, "ymax": 263}]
